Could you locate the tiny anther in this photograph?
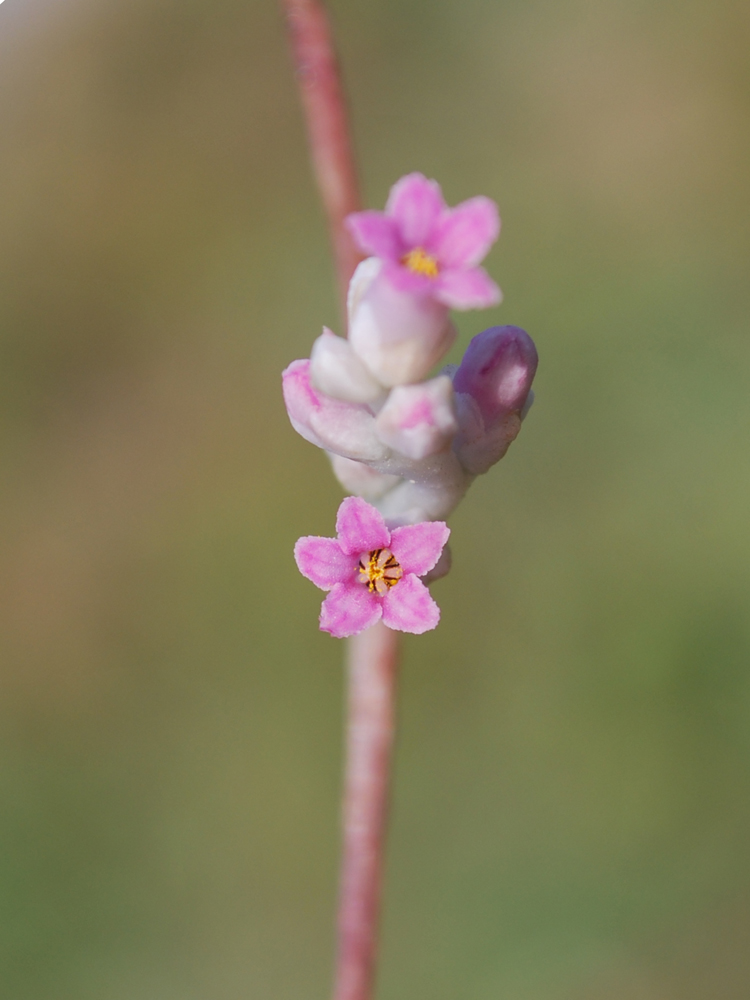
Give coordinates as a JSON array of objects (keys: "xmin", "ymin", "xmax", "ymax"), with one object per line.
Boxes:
[
  {"xmin": 357, "ymin": 547, "xmax": 403, "ymax": 596},
  {"xmin": 401, "ymin": 247, "xmax": 439, "ymax": 279}
]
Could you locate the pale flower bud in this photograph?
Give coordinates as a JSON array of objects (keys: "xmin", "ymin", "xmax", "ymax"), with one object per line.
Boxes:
[
  {"xmin": 329, "ymin": 454, "xmax": 401, "ymax": 501},
  {"xmin": 374, "ymin": 376, "xmax": 458, "ymax": 460},
  {"xmin": 347, "ymin": 258, "xmax": 456, "ymax": 387},
  {"xmin": 281, "ymin": 359, "xmax": 388, "ymax": 463},
  {"xmin": 310, "ymin": 327, "xmax": 384, "ymax": 404},
  {"xmin": 374, "ymin": 450, "xmax": 470, "ymax": 523}
]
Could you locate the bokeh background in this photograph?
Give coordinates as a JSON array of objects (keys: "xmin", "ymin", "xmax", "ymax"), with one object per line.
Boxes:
[{"xmin": 1, "ymin": 0, "xmax": 749, "ymax": 996}]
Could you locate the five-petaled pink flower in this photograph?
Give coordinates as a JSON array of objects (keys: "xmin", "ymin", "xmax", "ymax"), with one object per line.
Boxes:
[
  {"xmin": 295, "ymin": 497, "xmax": 450, "ymax": 638},
  {"xmin": 346, "ymin": 172, "xmax": 502, "ymax": 310}
]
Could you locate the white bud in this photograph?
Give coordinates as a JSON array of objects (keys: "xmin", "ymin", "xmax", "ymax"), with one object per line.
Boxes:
[
  {"xmin": 329, "ymin": 454, "xmax": 401, "ymax": 500},
  {"xmin": 373, "ymin": 451, "xmax": 471, "ymax": 523},
  {"xmin": 347, "ymin": 259, "xmax": 456, "ymax": 386},
  {"xmin": 375, "ymin": 376, "xmax": 458, "ymax": 460},
  {"xmin": 310, "ymin": 327, "xmax": 384, "ymax": 404},
  {"xmin": 282, "ymin": 359, "xmax": 389, "ymax": 463}
]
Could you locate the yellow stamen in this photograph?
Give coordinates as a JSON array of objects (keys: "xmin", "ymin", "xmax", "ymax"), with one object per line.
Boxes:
[
  {"xmin": 357, "ymin": 548, "xmax": 403, "ymax": 597},
  {"xmin": 402, "ymin": 247, "xmax": 439, "ymax": 279}
]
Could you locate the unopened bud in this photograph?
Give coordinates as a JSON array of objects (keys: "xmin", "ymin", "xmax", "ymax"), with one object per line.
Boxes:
[
  {"xmin": 452, "ymin": 326, "xmax": 538, "ymax": 475},
  {"xmin": 329, "ymin": 454, "xmax": 401, "ymax": 500},
  {"xmin": 310, "ymin": 327, "xmax": 384, "ymax": 404},
  {"xmin": 375, "ymin": 376, "xmax": 458, "ymax": 460},
  {"xmin": 348, "ymin": 259, "xmax": 456, "ymax": 387},
  {"xmin": 282, "ymin": 359, "xmax": 388, "ymax": 463},
  {"xmin": 453, "ymin": 325, "xmax": 538, "ymax": 426}
]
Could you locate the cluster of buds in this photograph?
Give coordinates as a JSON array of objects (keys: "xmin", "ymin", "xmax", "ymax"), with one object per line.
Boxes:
[{"xmin": 284, "ymin": 173, "xmax": 538, "ymax": 637}]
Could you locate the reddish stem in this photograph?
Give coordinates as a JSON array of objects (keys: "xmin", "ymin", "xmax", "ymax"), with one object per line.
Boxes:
[
  {"xmin": 280, "ymin": 0, "xmax": 364, "ymax": 321},
  {"xmin": 334, "ymin": 623, "xmax": 399, "ymax": 1000},
  {"xmin": 280, "ymin": 6, "xmax": 400, "ymax": 999}
]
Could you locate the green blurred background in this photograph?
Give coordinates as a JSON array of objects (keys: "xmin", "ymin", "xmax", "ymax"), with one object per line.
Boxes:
[{"xmin": 1, "ymin": 0, "xmax": 749, "ymax": 996}]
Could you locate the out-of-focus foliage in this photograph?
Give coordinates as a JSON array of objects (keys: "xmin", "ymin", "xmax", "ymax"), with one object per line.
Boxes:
[{"xmin": 1, "ymin": 0, "xmax": 749, "ymax": 997}]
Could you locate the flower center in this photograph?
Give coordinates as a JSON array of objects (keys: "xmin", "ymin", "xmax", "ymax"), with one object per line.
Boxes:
[
  {"xmin": 401, "ymin": 247, "xmax": 439, "ymax": 279},
  {"xmin": 357, "ymin": 548, "xmax": 403, "ymax": 596}
]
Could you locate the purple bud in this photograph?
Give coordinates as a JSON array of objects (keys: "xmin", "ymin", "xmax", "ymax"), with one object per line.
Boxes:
[{"xmin": 453, "ymin": 325, "xmax": 538, "ymax": 427}]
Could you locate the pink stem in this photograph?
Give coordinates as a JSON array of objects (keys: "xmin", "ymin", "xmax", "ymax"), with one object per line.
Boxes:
[
  {"xmin": 279, "ymin": 7, "xmax": 400, "ymax": 999},
  {"xmin": 280, "ymin": 0, "xmax": 364, "ymax": 320},
  {"xmin": 334, "ymin": 622, "xmax": 399, "ymax": 1000}
]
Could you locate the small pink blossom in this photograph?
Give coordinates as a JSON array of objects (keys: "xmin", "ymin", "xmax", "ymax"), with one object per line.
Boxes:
[
  {"xmin": 295, "ymin": 496, "xmax": 450, "ymax": 638},
  {"xmin": 346, "ymin": 172, "xmax": 501, "ymax": 310}
]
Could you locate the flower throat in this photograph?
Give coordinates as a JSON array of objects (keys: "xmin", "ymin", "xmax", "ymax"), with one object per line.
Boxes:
[
  {"xmin": 358, "ymin": 548, "xmax": 403, "ymax": 596},
  {"xmin": 401, "ymin": 247, "xmax": 439, "ymax": 279}
]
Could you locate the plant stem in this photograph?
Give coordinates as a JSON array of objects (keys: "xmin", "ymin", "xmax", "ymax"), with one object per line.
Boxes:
[
  {"xmin": 334, "ymin": 622, "xmax": 399, "ymax": 1000},
  {"xmin": 280, "ymin": 6, "xmax": 400, "ymax": 999},
  {"xmin": 279, "ymin": 0, "xmax": 363, "ymax": 320}
]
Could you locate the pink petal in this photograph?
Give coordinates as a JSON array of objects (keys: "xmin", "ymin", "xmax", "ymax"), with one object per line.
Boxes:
[
  {"xmin": 335, "ymin": 496, "xmax": 390, "ymax": 556},
  {"xmin": 320, "ymin": 582, "xmax": 382, "ymax": 638},
  {"xmin": 389, "ymin": 522, "xmax": 450, "ymax": 577},
  {"xmin": 433, "ymin": 196, "xmax": 500, "ymax": 268},
  {"xmin": 435, "ymin": 267, "xmax": 502, "ymax": 310},
  {"xmin": 381, "ymin": 574, "xmax": 440, "ymax": 634},
  {"xmin": 294, "ymin": 536, "xmax": 354, "ymax": 591},
  {"xmin": 385, "ymin": 173, "xmax": 445, "ymax": 248},
  {"xmin": 346, "ymin": 211, "xmax": 402, "ymax": 261},
  {"xmin": 380, "ymin": 260, "xmax": 437, "ymax": 297}
]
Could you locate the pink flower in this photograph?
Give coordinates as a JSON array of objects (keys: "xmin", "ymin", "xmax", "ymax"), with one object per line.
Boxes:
[
  {"xmin": 346, "ymin": 172, "xmax": 502, "ymax": 310},
  {"xmin": 295, "ymin": 497, "xmax": 450, "ymax": 638}
]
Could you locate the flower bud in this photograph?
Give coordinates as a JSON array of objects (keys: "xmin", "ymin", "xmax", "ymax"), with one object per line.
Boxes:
[
  {"xmin": 451, "ymin": 326, "xmax": 538, "ymax": 475},
  {"xmin": 348, "ymin": 258, "xmax": 456, "ymax": 387},
  {"xmin": 282, "ymin": 359, "xmax": 388, "ymax": 463},
  {"xmin": 453, "ymin": 325, "xmax": 538, "ymax": 426},
  {"xmin": 329, "ymin": 454, "xmax": 401, "ymax": 500},
  {"xmin": 453, "ymin": 407, "xmax": 522, "ymax": 475},
  {"xmin": 375, "ymin": 450, "xmax": 470, "ymax": 523},
  {"xmin": 375, "ymin": 376, "xmax": 458, "ymax": 460},
  {"xmin": 310, "ymin": 327, "xmax": 384, "ymax": 404}
]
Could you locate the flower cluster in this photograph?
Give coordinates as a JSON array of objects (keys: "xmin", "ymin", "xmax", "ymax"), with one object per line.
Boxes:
[{"xmin": 284, "ymin": 173, "xmax": 538, "ymax": 637}]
